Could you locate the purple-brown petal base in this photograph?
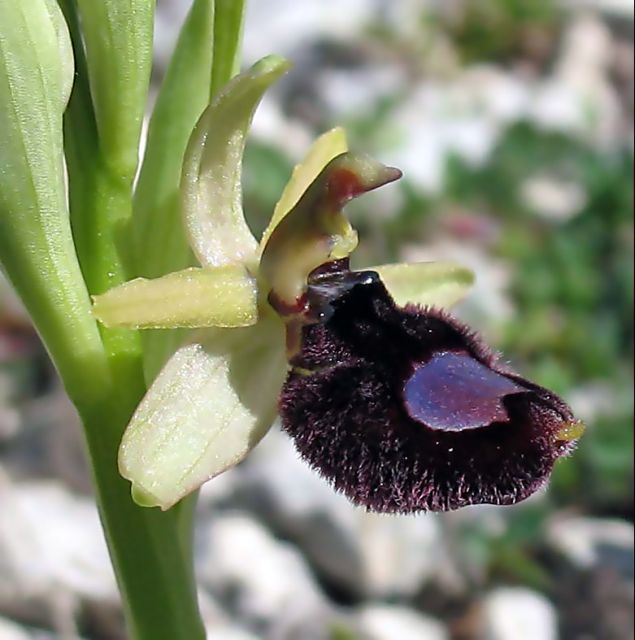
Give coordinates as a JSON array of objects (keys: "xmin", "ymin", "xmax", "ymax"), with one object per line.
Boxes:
[{"xmin": 279, "ymin": 276, "xmax": 580, "ymax": 513}]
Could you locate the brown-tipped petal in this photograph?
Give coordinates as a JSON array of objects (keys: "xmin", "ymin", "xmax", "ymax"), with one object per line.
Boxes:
[{"xmin": 259, "ymin": 152, "xmax": 402, "ymax": 314}]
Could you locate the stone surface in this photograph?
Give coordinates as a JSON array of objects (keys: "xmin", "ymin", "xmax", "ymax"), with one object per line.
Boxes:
[
  {"xmin": 196, "ymin": 511, "xmax": 329, "ymax": 634},
  {"xmin": 357, "ymin": 605, "xmax": 448, "ymax": 640},
  {"xmin": 547, "ymin": 517, "xmax": 634, "ymax": 577},
  {"xmin": 0, "ymin": 475, "xmax": 119, "ymax": 635},
  {"xmin": 223, "ymin": 428, "xmax": 447, "ymax": 598},
  {"xmin": 0, "ymin": 373, "xmax": 20, "ymax": 443},
  {"xmin": 480, "ymin": 589, "xmax": 558, "ymax": 640},
  {"xmin": 546, "ymin": 516, "xmax": 634, "ymax": 640},
  {"xmin": 0, "ymin": 617, "xmax": 31, "ymax": 640}
]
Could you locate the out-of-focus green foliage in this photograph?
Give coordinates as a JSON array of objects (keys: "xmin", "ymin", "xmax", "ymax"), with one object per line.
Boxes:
[{"xmin": 437, "ymin": 0, "xmax": 560, "ymax": 64}]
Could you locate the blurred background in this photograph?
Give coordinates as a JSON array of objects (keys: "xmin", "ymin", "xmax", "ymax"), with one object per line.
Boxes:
[{"xmin": 0, "ymin": 0, "xmax": 633, "ymax": 638}]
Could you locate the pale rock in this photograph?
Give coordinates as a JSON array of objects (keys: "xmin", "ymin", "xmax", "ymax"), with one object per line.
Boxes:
[
  {"xmin": 384, "ymin": 81, "xmax": 501, "ymax": 192},
  {"xmin": 0, "ymin": 617, "xmax": 30, "ymax": 640},
  {"xmin": 0, "ymin": 475, "xmax": 118, "ymax": 632},
  {"xmin": 521, "ymin": 175, "xmax": 587, "ymax": 222},
  {"xmin": 249, "ymin": 98, "xmax": 313, "ymax": 160},
  {"xmin": 561, "ymin": 0, "xmax": 634, "ymax": 18},
  {"xmin": 532, "ymin": 14, "xmax": 622, "ymax": 146},
  {"xmin": 232, "ymin": 428, "xmax": 448, "ymax": 598},
  {"xmin": 196, "ymin": 512, "xmax": 329, "ymax": 630},
  {"xmin": 316, "ymin": 64, "xmax": 406, "ymax": 119},
  {"xmin": 547, "ymin": 516, "xmax": 634, "ymax": 577},
  {"xmin": 243, "ymin": 0, "xmax": 375, "ymax": 64},
  {"xmin": 358, "ymin": 605, "xmax": 448, "ymax": 640},
  {"xmin": 480, "ymin": 589, "xmax": 558, "ymax": 640},
  {"xmin": 0, "ymin": 374, "xmax": 19, "ymax": 442},
  {"xmin": 566, "ymin": 383, "xmax": 628, "ymax": 425},
  {"xmin": 206, "ymin": 626, "xmax": 260, "ymax": 640},
  {"xmin": 356, "ymin": 512, "xmax": 446, "ymax": 598}
]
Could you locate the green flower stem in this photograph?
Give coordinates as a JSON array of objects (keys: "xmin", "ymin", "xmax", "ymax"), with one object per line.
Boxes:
[
  {"xmin": 80, "ymin": 392, "xmax": 205, "ymax": 640},
  {"xmin": 57, "ymin": 2, "xmax": 205, "ymax": 637}
]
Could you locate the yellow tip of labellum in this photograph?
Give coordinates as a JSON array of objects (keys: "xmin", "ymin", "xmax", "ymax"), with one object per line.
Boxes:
[{"xmin": 555, "ymin": 420, "xmax": 586, "ymax": 442}]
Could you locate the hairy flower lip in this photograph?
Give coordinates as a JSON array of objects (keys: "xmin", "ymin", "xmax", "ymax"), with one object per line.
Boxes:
[{"xmin": 280, "ymin": 272, "xmax": 582, "ymax": 513}]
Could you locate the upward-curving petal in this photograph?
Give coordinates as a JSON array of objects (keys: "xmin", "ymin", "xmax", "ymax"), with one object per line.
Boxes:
[
  {"xmin": 260, "ymin": 153, "xmax": 402, "ymax": 309},
  {"xmin": 119, "ymin": 317, "xmax": 287, "ymax": 510},
  {"xmin": 181, "ymin": 55, "xmax": 290, "ymax": 269},
  {"xmin": 259, "ymin": 126, "xmax": 348, "ymax": 252}
]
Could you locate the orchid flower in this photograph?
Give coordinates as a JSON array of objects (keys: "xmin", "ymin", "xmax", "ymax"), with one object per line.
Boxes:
[{"xmin": 94, "ymin": 56, "xmax": 582, "ymax": 512}]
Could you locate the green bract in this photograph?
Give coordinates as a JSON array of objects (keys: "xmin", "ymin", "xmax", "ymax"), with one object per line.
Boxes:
[
  {"xmin": 75, "ymin": 0, "xmax": 154, "ymax": 177},
  {"xmin": 92, "ymin": 57, "xmax": 475, "ymax": 510},
  {"xmin": 0, "ymin": 0, "xmax": 108, "ymax": 403}
]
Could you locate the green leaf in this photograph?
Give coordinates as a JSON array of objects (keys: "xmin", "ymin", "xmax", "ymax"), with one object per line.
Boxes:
[
  {"xmin": 119, "ymin": 318, "xmax": 287, "ymax": 510},
  {"xmin": 93, "ymin": 266, "xmax": 258, "ymax": 329},
  {"xmin": 75, "ymin": 0, "xmax": 154, "ymax": 178},
  {"xmin": 0, "ymin": 0, "xmax": 109, "ymax": 404},
  {"xmin": 181, "ymin": 55, "xmax": 290, "ymax": 269},
  {"xmin": 259, "ymin": 126, "xmax": 349, "ymax": 252},
  {"xmin": 210, "ymin": 0, "xmax": 247, "ymax": 98},
  {"xmin": 133, "ymin": 0, "xmax": 215, "ymax": 279},
  {"xmin": 373, "ymin": 261, "xmax": 475, "ymax": 308},
  {"xmin": 43, "ymin": 0, "xmax": 74, "ymax": 107}
]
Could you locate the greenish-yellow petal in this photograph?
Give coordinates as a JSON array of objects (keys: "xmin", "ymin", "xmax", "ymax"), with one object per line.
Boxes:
[
  {"xmin": 259, "ymin": 126, "xmax": 348, "ymax": 252},
  {"xmin": 119, "ymin": 319, "xmax": 287, "ymax": 510},
  {"xmin": 260, "ymin": 152, "xmax": 401, "ymax": 309},
  {"xmin": 92, "ymin": 266, "xmax": 258, "ymax": 329},
  {"xmin": 181, "ymin": 55, "xmax": 290, "ymax": 269},
  {"xmin": 373, "ymin": 262, "xmax": 475, "ymax": 308}
]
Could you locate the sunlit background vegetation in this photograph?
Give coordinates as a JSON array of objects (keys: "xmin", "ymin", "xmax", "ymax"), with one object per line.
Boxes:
[{"xmin": 1, "ymin": 1, "xmax": 632, "ymax": 638}]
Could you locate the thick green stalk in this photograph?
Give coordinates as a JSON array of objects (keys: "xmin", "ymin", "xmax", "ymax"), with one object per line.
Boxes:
[
  {"xmin": 58, "ymin": 2, "xmax": 205, "ymax": 638},
  {"xmin": 80, "ymin": 389, "xmax": 205, "ymax": 640}
]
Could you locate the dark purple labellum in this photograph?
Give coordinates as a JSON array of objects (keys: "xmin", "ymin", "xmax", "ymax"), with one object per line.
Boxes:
[
  {"xmin": 403, "ymin": 351, "xmax": 525, "ymax": 431},
  {"xmin": 279, "ymin": 268, "xmax": 582, "ymax": 513}
]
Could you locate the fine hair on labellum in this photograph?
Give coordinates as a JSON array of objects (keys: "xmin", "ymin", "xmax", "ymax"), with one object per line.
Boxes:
[{"xmin": 279, "ymin": 270, "xmax": 580, "ymax": 513}]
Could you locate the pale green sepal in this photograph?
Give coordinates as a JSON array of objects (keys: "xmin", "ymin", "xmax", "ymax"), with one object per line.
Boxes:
[
  {"xmin": 75, "ymin": 0, "xmax": 154, "ymax": 178},
  {"xmin": 130, "ymin": 485, "xmax": 158, "ymax": 508},
  {"xmin": 119, "ymin": 319, "xmax": 287, "ymax": 510},
  {"xmin": 259, "ymin": 127, "xmax": 348, "ymax": 253},
  {"xmin": 373, "ymin": 262, "xmax": 475, "ymax": 308},
  {"xmin": 181, "ymin": 55, "xmax": 290, "ymax": 269},
  {"xmin": 93, "ymin": 266, "xmax": 258, "ymax": 329}
]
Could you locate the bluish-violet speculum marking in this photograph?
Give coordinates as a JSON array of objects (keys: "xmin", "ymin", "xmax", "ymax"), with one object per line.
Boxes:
[{"xmin": 403, "ymin": 352, "xmax": 525, "ymax": 431}]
